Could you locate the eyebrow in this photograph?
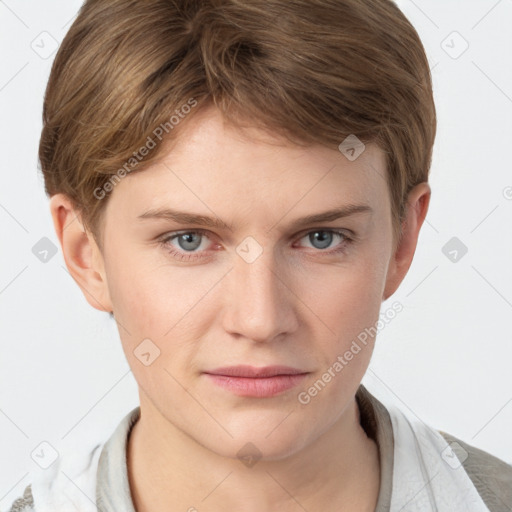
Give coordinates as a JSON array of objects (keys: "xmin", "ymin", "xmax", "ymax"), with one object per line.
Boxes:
[{"xmin": 137, "ymin": 203, "xmax": 373, "ymax": 231}]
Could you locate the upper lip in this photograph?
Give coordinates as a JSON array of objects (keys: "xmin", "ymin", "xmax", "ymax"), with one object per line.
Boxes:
[{"xmin": 204, "ymin": 365, "xmax": 308, "ymax": 378}]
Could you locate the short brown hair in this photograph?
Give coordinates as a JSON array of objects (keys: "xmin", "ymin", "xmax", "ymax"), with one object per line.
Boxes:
[{"xmin": 39, "ymin": 0, "xmax": 436, "ymax": 250}]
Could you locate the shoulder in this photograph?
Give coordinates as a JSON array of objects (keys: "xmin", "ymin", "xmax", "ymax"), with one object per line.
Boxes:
[
  {"xmin": 439, "ymin": 430, "xmax": 512, "ymax": 511},
  {"xmin": 6, "ymin": 484, "xmax": 34, "ymax": 512}
]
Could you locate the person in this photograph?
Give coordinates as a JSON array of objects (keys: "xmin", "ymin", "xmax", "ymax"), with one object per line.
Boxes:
[{"xmin": 9, "ymin": 0, "xmax": 512, "ymax": 511}]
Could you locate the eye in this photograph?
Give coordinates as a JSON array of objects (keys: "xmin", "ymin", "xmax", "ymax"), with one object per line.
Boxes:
[
  {"xmin": 158, "ymin": 229, "xmax": 213, "ymax": 261},
  {"xmin": 296, "ymin": 229, "xmax": 351, "ymax": 253}
]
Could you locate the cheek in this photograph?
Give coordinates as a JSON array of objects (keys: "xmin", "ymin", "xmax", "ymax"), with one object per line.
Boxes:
[
  {"xmin": 106, "ymin": 264, "xmax": 201, "ymax": 388},
  {"xmin": 294, "ymin": 258, "xmax": 387, "ymax": 416},
  {"xmin": 106, "ymin": 250, "xmax": 217, "ymax": 331},
  {"xmin": 105, "ymin": 257, "xmax": 225, "ymax": 380},
  {"xmin": 300, "ymin": 253, "xmax": 388, "ymax": 340}
]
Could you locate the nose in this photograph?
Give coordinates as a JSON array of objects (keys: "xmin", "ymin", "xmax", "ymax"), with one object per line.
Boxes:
[{"xmin": 221, "ymin": 244, "xmax": 299, "ymax": 344}]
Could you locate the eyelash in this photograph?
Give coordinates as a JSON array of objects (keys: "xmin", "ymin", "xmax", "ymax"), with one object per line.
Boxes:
[{"xmin": 157, "ymin": 229, "xmax": 354, "ymax": 262}]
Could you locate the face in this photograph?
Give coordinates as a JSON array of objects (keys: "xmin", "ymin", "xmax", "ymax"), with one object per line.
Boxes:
[{"xmin": 70, "ymin": 105, "xmax": 412, "ymax": 460}]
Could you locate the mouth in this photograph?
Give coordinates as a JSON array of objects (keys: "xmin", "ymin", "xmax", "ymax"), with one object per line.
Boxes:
[{"xmin": 203, "ymin": 365, "xmax": 310, "ymax": 398}]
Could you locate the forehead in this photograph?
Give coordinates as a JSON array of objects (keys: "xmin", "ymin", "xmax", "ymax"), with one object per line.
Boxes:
[{"xmin": 105, "ymin": 106, "xmax": 389, "ymax": 224}]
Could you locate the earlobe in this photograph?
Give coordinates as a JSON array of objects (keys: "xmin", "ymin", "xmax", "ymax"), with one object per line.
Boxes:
[
  {"xmin": 49, "ymin": 193, "xmax": 113, "ymax": 313},
  {"xmin": 382, "ymin": 182, "xmax": 431, "ymax": 301}
]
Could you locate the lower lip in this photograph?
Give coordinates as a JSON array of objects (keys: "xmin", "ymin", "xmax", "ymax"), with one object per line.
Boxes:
[{"xmin": 204, "ymin": 373, "xmax": 308, "ymax": 398}]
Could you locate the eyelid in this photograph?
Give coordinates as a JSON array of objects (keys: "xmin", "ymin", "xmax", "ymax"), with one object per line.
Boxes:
[
  {"xmin": 157, "ymin": 228, "xmax": 211, "ymax": 242},
  {"xmin": 294, "ymin": 226, "xmax": 354, "ymax": 240}
]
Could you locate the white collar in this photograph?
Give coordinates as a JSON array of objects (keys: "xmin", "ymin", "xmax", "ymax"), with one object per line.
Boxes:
[{"xmin": 387, "ymin": 402, "xmax": 490, "ymax": 511}]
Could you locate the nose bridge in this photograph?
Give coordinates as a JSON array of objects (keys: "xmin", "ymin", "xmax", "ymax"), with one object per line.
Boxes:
[{"xmin": 222, "ymin": 236, "xmax": 297, "ymax": 342}]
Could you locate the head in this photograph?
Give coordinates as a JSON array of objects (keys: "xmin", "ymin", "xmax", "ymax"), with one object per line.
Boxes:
[{"xmin": 43, "ymin": 0, "xmax": 435, "ymax": 460}]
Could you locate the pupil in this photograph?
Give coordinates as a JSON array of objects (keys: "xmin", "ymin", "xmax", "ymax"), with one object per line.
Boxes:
[{"xmin": 311, "ymin": 231, "xmax": 332, "ymax": 249}]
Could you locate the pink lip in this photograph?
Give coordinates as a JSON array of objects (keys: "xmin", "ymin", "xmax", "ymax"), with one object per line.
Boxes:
[{"xmin": 203, "ymin": 365, "xmax": 309, "ymax": 398}]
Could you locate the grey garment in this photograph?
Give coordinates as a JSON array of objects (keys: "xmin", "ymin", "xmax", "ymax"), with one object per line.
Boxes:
[{"xmin": 8, "ymin": 384, "xmax": 512, "ymax": 511}]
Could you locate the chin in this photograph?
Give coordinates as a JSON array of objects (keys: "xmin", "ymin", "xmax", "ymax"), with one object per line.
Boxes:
[{"xmin": 206, "ymin": 415, "xmax": 313, "ymax": 463}]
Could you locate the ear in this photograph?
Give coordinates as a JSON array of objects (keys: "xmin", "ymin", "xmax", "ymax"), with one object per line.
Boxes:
[
  {"xmin": 383, "ymin": 182, "xmax": 431, "ymax": 301},
  {"xmin": 49, "ymin": 193, "xmax": 113, "ymax": 313}
]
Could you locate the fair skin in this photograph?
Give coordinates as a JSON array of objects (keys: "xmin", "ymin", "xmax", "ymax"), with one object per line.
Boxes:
[{"xmin": 50, "ymin": 105, "xmax": 430, "ymax": 512}]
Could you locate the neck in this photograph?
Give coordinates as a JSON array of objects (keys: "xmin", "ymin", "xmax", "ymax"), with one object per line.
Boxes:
[{"xmin": 127, "ymin": 393, "xmax": 381, "ymax": 512}]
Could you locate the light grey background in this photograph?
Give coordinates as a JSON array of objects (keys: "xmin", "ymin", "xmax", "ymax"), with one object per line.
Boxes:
[{"xmin": 1, "ymin": 0, "xmax": 511, "ymax": 507}]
